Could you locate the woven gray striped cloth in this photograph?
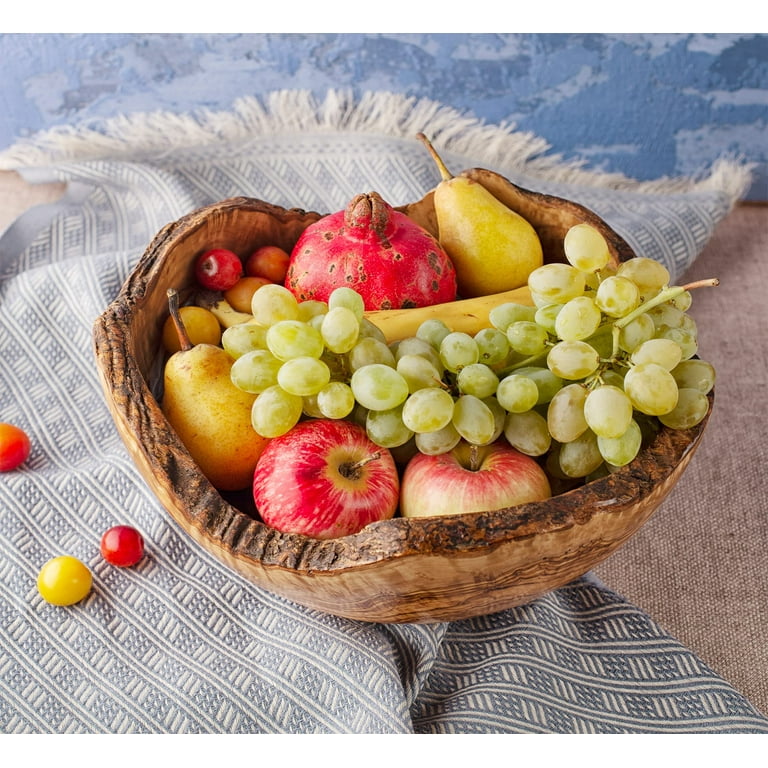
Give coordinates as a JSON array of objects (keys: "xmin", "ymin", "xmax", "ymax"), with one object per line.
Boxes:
[{"xmin": 1, "ymin": 114, "xmax": 766, "ymax": 733}]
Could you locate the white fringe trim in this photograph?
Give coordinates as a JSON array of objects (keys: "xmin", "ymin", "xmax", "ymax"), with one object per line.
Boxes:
[{"xmin": 0, "ymin": 89, "xmax": 755, "ymax": 205}]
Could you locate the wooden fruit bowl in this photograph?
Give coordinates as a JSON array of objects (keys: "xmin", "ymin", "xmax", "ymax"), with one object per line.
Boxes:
[{"xmin": 92, "ymin": 170, "xmax": 712, "ymax": 623}]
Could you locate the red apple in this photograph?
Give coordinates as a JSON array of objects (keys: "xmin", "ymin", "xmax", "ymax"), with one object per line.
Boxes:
[
  {"xmin": 400, "ymin": 439, "xmax": 551, "ymax": 518},
  {"xmin": 252, "ymin": 419, "xmax": 399, "ymax": 539}
]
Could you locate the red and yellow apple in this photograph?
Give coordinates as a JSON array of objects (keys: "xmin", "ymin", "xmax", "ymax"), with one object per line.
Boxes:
[
  {"xmin": 252, "ymin": 418, "xmax": 400, "ymax": 539},
  {"xmin": 400, "ymin": 439, "xmax": 551, "ymax": 518}
]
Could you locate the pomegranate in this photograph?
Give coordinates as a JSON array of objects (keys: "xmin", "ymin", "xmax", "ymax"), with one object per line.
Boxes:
[{"xmin": 285, "ymin": 192, "xmax": 457, "ymax": 310}]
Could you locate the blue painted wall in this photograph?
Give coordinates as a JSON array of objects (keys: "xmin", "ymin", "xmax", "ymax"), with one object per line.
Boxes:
[{"xmin": 1, "ymin": 33, "xmax": 766, "ymax": 199}]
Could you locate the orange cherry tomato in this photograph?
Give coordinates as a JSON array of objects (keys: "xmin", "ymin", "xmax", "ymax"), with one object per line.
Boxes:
[
  {"xmin": 0, "ymin": 423, "xmax": 31, "ymax": 471},
  {"xmin": 245, "ymin": 245, "xmax": 291, "ymax": 284},
  {"xmin": 225, "ymin": 275, "xmax": 273, "ymax": 313}
]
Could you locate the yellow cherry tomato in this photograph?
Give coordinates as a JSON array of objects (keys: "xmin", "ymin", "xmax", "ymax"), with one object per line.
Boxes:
[{"xmin": 37, "ymin": 556, "xmax": 93, "ymax": 606}]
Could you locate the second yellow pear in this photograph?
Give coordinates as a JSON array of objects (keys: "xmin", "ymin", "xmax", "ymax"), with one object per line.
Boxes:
[{"xmin": 418, "ymin": 133, "xmax": 544, "ymax": 298}]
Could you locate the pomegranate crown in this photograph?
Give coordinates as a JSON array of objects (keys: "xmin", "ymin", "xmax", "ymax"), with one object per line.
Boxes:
[{"xmin": 343, "ymin": 192, "xmax": 394, "ymax": 241}]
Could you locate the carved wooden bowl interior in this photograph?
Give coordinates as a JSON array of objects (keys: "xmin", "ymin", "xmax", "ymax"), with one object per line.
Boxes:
[{"xmin": 92, "ymin": 170, "xmax": 712, "ymax": 623}]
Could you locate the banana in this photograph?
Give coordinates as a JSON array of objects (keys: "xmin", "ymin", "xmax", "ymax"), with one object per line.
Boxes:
[
  {"xmin": 194, "ymin": 284, "xmax": 534, "ymax": 340},
  {"xmin": 195, "ymin": 290, "xmax": 254, "ymax": 328},
  {"xmin": 364, "ymin": 285, "xmax": 533, "ymax": 343}
]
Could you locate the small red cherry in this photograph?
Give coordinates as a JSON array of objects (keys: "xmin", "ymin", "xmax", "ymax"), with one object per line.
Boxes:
[
  {"xmin": 194, "ymin": 248, "xmax": 243, "ymax": 291},
  {"xmin": 100, "ymin": 525, "xmax": 145, "ymax": 567}
]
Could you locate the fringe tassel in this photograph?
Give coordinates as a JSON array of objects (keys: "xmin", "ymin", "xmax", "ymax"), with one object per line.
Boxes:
[{"xmin": 0, "ymin": 89, "xmax": 755, "ymax": 205}]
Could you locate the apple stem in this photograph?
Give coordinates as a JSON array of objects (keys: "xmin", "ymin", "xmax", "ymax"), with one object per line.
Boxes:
[
  {"xmin": 416, "ymin": 132, "xmax": 454, "ymax": 182},
  {"xmin": 469, "ymin": 443, "xmax": 481, "ymax": 472},
  {"xmin": 167, "ymin": 288, "xmax": 192, "ymax": 352},
  {"xmin": 340, "ymin": 451, "xmax": 381, "ymax": 479}
]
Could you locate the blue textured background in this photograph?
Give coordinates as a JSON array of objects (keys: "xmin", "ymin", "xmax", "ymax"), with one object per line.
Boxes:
[{"xmin": 1, "ymin": 33, "xmax": 766, "ymax": 199}]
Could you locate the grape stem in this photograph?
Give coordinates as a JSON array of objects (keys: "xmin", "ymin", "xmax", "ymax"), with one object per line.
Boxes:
[{"xmin": 610, "ymin": 277, "xmax": 719, "ymax": 359}]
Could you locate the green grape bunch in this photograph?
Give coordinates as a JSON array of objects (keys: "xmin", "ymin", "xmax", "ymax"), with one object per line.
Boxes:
[{"xmin": 227, "ymin": 224, "xmax": 717, "ymax": 482}]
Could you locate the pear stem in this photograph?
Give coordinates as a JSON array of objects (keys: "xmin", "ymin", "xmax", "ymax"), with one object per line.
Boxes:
[
  {"xmin": 167, "ymin": 288, "xmax": 193, "ymax": 352},
  {"xmin": 416, "ymin": 132, "xmax": 454, "ymax": 182}
]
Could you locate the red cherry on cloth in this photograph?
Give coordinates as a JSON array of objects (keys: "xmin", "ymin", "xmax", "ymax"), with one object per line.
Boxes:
[{"xmin": 100, "ymin": 525, "xmax": 145, "ymax": 567}]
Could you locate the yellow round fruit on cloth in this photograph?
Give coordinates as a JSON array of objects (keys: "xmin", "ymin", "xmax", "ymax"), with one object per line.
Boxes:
[{"xmin": 37, "ymin": 556, "xmax": 93, "ymax": 606}]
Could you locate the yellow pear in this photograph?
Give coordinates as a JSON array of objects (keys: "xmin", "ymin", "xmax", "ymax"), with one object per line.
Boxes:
[
  {"xmin": 417, "ymin": 133, "xmax": 544, "ymax": 298},
  {"xmin": 161, "ymin": 289, "xmax": 268, "ymax": 491}
]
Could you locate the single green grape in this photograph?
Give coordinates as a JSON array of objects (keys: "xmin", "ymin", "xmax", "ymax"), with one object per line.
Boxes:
[
  {"xmin": 276, "ymin": 356, "xmax": 331, "ymax": 397},
  {"xmin": 595, "ymin": 275, "xmax": 640, "ymax": 318},
  {"xmin": 440, "ymin": 332, "xmax": 480, "ymax": 373},
  {"xmin": 452, "ymin": 395, "xmax": 496, "ymax": 445},
  {"xmin": 655, "ymin": 327, "xmax": 698, "ymax": 361},
  {"xmin": 670, "ymin": 359, "xmax": 715, "ymax": 394},
  {"xmin": 488, "ymin": 302, "xmax": 536, "ymax": 332},
  {"xmin": 251, "ymin": 283, "xmax": 300, "ymax": 324},
  {"xmin": 554, "ymin": 296, "xmax": 602, "ymax": 342},
  {"xmin": 583, "ymin": 384, "xmax": 634, "ymax": 439},
  {"xmin": 547, "ymin": 383, "xmax": 589, "ymax": 443},
  {"xmin": 534, "ymin": 303, "xmax": 563, "ymax": 334},
  {"xmin": 394, "ymin": 336, "xmax": 443, "ymax": 371},
  {"xmin": 266, "ymin": 319, "xmax": 324, "ymax": 361},
  {"xmin": 630, "ymin": 338, "xmax": 683, "ymax": 371},
  {"xmin": 401, "ymin": 388, "xmax": 456, "ymax": 433},
  {"xmin": 321, "ymin": 306, "xmax": 360, "ymax": 354},
  {"xmin": 348, "ymin": 337, "xmax": 396, "ymax": 372},
  {"xmin": 414, "ymin": 422, "xmax": 461, "ymax": 456},
  {"xmin": 496, "ymin": 373, "xmax": 540, "ymax": 413},
  {"xmin": 597, "ymin": 419, "xmax": 643, "ymax": 467},
  {"xmin": 546, "ymin": 341, "xmax": 601, "ymax": 380},
  {"xmin": 396, "ymin": 354, "xmax": 444, "ymax": 393},
  {"xmin": 658, "ymin": 388, "xmax": 710, "ymax": 430},
  {"xmin": 563, "ymin": 223, "xmax": 611, "ymax": 272},
  {"xmin": 624, "ymin": 362, "xmax": 679, "ymax": 416},
  {"xmin": 230, "ymin": 348, "xmax": 282, "ymax": 394},
  {"xmin": 618, "ymin": 313, "xmax": 656, "ymax": 354},
  {"xmin": 316, "ymin": 381, "xmax": 356, "ymax": 419},
  {"xmin": 616, "ymin": 257, "xmax": 670, "ymax": 299},
  {"xmin": 559, "ymin": 430, "xmax": 603, "ymax": 478},
  {"xmin": 350, "ymin": 364, "xmax": 409, "ymax": 411},
  {"xmin": 251, "ymin": 385, "xmax": 303, "ymax": 437},
  {"xmin": 474, "ymin": 327, "xmax": 510, "ymax": 365},
  {"xmin": 483, "ymin": 396, "xmax": 507, "ymax": 444},
  {"xmin": 328, "ymin": 286, "xmax": 365, "ymax": 321},
  {"xmin": 456, "ymin": 363, "xmax": 499, "ymax": 399},
  {"xmin": 358, "ymin": 316, "xmax": 388, "ymax": 343},
  {"xmin": 302, "ymin": 393, "xmax": 324, "ymax": 418},
  {"xmin": 648, "ymin": 302, "xmax": 685, "ymax": 330},
  {"xmin": 527, "ymin": 263, "xmax": 586, "ymax": 304},
  {"xmin": 503, "ymin": 409, "xmax": 551, "ymax": 456},
  {"xmin": 507, "ymin": 321, "xmax": 549, "ymax": 355},
  {"xmin": 366, "ymin": 405, "xmax": 414, "ymax": 448},
  {"xmin": 416, "ymin": 318, "xmax": 452, "ymax": 349},
  {"xmin": 221, "ymin": 322, "xmax": 268, "ymax": 359}
]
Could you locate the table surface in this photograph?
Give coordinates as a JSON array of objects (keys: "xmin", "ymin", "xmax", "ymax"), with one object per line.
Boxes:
[{"xmin": 2, "ymin": 169, "xmax": 766, "ymax": 718}]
